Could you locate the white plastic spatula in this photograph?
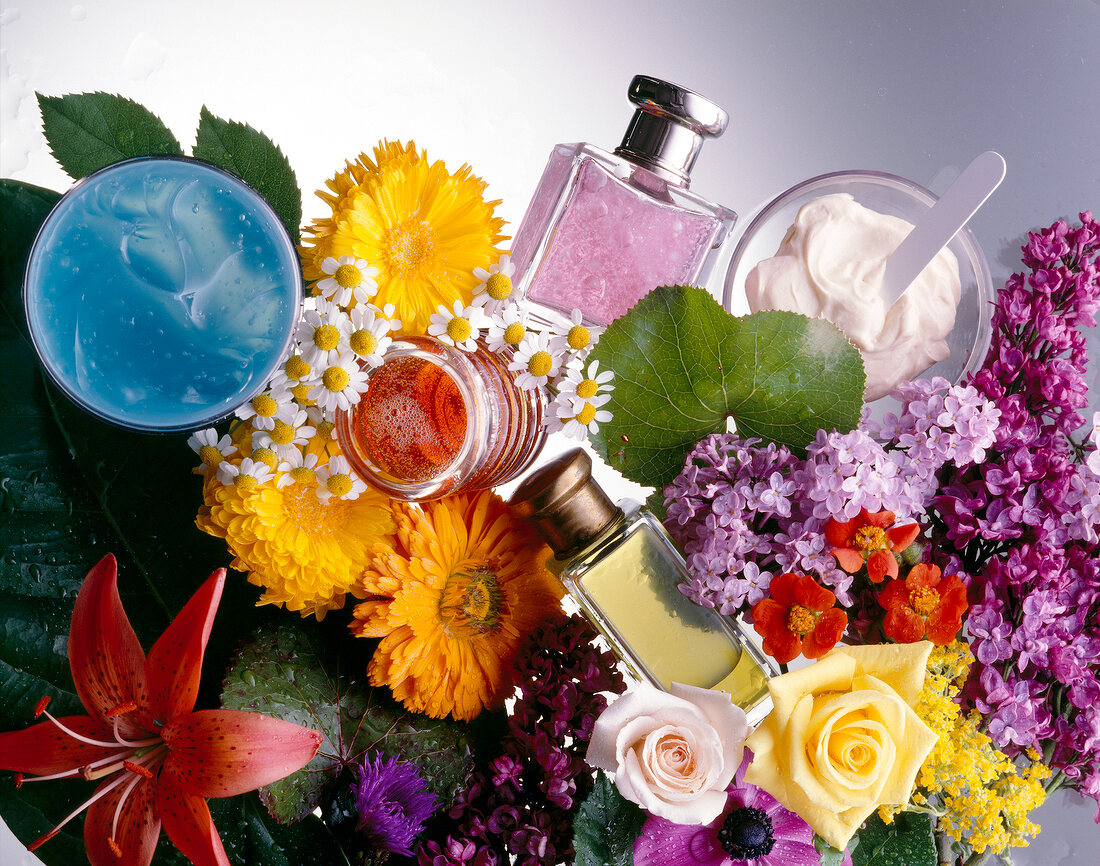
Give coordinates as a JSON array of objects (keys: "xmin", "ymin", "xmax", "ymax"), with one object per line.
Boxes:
[{"xmin": 880, "ymin": 150, "xmax": 1006, "ymax": 307}]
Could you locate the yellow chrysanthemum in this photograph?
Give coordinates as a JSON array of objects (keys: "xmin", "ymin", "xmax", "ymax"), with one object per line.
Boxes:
[
  {"xmin": 196, "ymin": 469, "xmax": 395, "ymax": 620},
  {"xmin": 351, "ymin": 490, "xmax": 563, "ymax": 721},
  {"xmin": 300, "ymin": 140, "xmax": 507, "ymax": 333}
]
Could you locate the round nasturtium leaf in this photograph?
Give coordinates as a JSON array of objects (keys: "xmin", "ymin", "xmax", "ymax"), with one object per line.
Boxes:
[{"xmin": 589, "ymin": 285, "xmax": 865, "ymax": 489}]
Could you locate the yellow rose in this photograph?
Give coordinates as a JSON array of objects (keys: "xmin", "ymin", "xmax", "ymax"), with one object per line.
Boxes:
[{"xmin": 744, "ymin": 642, "xmax": 938, "ymax": 850}]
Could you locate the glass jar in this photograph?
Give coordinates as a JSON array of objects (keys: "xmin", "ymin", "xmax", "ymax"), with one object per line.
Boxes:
[{"xmin": 336, "ymin": 336, "xmax": 547, "ymax": 501}]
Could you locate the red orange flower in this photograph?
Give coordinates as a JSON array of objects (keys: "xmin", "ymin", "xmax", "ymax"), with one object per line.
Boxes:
[
  {"xmin": 0, "ymin": 554, "xmax": 322, "ymax": 866},
  {"xmin": 878, "ymin": 563, "xmax": 968, "ymax": 645},
  {"xmin": 825, "ymin": 508, "xmax": 920, "ymax": 583},
  {"xmin": 750, "ymin": 573, "xmax": 848, "ymax": 664}
]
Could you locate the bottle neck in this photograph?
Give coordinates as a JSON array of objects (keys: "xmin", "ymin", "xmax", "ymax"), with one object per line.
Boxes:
[{"xmin": 614, "ymin": 110, "xmax": 701, "ymax": 187}]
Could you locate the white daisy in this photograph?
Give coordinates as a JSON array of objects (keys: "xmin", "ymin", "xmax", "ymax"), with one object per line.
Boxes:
[
  {"xmin": 348, "ymin": 304, "xmax": 396, "ymax": 368},
  {"xmin": 306, "ymin": 406, "xmax": 340, "ymax": 443},
  {"xmin": 276, "ymin": 450, "xmax": 321, "ymax": 488},
  {"xmin": 253, "ymin": 406, "xmax": 316, "ymax": 461},
  {"xmin": 485, "ymin": 303, "xmax": 529, "ymax": 353},
  {"xmin": 550, "ymin": 393, "xmax": 613, "ymax": 440},
  {"xmin": 549, "ymin": 308, "xmax": 604, "ymax": 360},
  {"xmin": 266, "ymin": 349, "xmax": 314, "ymax": 395},
  {"xmin": 186, "ymin": 428, "xmax": 235, "ymax": 473},
  {"xmin": 315, "ymin": 255, "xmax": 379, "ymax": 308},
  {"xmin": 509, "ymin": 331, "xmax": 562, "ymax": 390},
  {"xmin": 315, "ymin": 454, "xmax": 367, "ymax": 503},
  {"xmin": 216, "ymin": 457, "xmax": 274, "ymax": 491},
  {"xmin": 427, "ymin": 299, "xmax": 489, "ymax": 352},
  {"xmin": 234, "ymin": 386, "xmax": 294, "ymax": 431},
  {"xmin": 296, "ymin": 298, "xmax": 351, "ymax": 368},
  {"xmin": 554, "ymin": 359, "xmax": 615, "ymax": 404},
  {"xmin": 472, "ymin": 254, "xmax": 516, "ymax": 317},
  {"xmin": 308, "ymin": 351, "xmax": 370, "ymax": 414}
]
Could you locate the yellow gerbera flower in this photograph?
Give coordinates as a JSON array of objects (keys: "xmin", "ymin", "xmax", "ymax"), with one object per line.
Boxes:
[
  {"xmin": 351, "ymin": 490, "xmax": 562, "ymax": 721},
  {"xmin": 300, "ymin": 140, "xmax": 507, "ymax": 334},
  {"xmin": 196, "ymin": 469, "xmax": 395, "ymax": 620}
]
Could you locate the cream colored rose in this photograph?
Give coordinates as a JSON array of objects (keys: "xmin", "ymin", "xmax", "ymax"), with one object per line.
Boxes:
[
  {"xmin": 744, "ymin": 642, "xmax": 938, "ymax": 850},
  {"xmin": 586, "ymin": 681, "xmax": 750, "ymax": 824}
]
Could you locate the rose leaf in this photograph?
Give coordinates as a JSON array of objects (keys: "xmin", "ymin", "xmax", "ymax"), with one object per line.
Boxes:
[
  {"xmin": 572, "ymin": 770, "xmax": 647, "ymax": 866},
  {"xmin": 851, "ymin": 811, "xmax": 936, "ymax": 866},
  {"xmin": 589, "ymin": 285, "xmax": 865, "ymax": 489},
  {"xmin": 37, "ymin": 92, "xmax": 183, "ymax": 180}
]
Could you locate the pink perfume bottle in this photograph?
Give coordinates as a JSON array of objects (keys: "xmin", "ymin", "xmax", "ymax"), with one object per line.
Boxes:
[{"xmin": 510, "ymin": 75, "xmax": 737, "ymax": 326}]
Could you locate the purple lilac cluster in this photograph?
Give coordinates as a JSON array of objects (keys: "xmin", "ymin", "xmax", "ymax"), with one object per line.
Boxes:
[
  {"xmin": 927, "ymin": 213, "xmax": 1100, "ymax": 816},
  {"xmin": 663, "ymin": 394, "xmax": 997, "ymax": 616},
  {"xmin": 418, "ymin": 614, "xmax": 625, "ymax": 866}
]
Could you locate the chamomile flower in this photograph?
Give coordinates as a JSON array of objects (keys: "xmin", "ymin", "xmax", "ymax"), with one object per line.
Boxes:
[
  {"xmin": 249, "ymin": 442, "xmax": 281, "ymax": 473},
  {"xmin": 276, "ymin": 450, "xmax": 321, "ymax": 488},
  {"xmin": 472, "ymin": 254, "xmax": 516, "ymax": 316},
  {"xmin": 348, "ymin": 303, "xmax": 397, "ymax": 368},
  {"xmin": 549, "ymin": 308, "xmax": 603, "ymax": 360},
  {"xmin": 485, "ymin": 303, "xmax": 529, "ymax": 353},
  {"xmin": 297, "ymin": 298, "xmax": 352, "ymax": 368},
  {"xmin": 308, "ymin": 351, "xmax": 371, "ymax": 414},
  {"xmin": 555, "ymin": 359, "xmax": 615, "ymax": 404},
  {"xmin": 316, "ymin": 454, "xmax": 367, "ymax": 503},
  {"xmin": 509, "ymin": 331, "xmax": 562, "ymax": 390},
  {"xmin": 187, "ymin": 428, "xmax": 236, "ymax": 474},
  {"xmin": 307, "ymin": 406, "xmax": 340, "ymax": 444},
  {"xmin": 256, "ymin": 407, "xmax": 317, "ymax": 461},
  {"xmin": 428, "ymin": 299, "xmax": 489, "ymax": 352},
  {"xmin": 551, "ymin": 393, "xmax": 613, "ymax": 440},
  {"xmin": 235, "ymin": 386, "xmax": 294, "ymax": 431},
  {"xmin": 267, "ymin": 350, "xmax": 314, "ymax": 394},
  {"xmin": 216, "ymin": 457, "xmax": 275, "ymax": 491},
  {"xmin": 316, "ymin": 255, "xmax": 379, "ymax": 308}
]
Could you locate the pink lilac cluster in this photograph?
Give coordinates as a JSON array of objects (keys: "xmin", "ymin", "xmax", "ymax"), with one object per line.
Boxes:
[
  {"xmin": 928, "ymin": 213, "xmax": 1100, "ymax": 816},
  {"xmin": 663, "ymin": 396, "xmax": 996, "ymax": 616},
  {"xmin": 418, "ymin": 614, "xmax": 625, "ymax": 866}
]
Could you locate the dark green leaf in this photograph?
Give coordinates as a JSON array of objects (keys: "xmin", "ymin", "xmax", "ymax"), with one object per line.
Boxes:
[
  {"xmin": 194, "ymin": 107, "xmax": 302, "ymax": 242},
  {"xmin": 851, "ymin": 811, "xmax": 936, "ymax": 866},
  {"xmin": 37, "ymin": 92, "xmax": 183, "ymax": 180},
  {"xmin": 589, "ymin": 286, "xmax": 865, "ymax": 489},
  {"xmin": 209, "ymin": 794, "xmax": 346, "ymax": 866},
  {"xmin": 572, "ymin": 771, "xmax": 647, "ymax": 866},
  {"xmin": 221, "ymin": 621, "xmax": 476, "ymax": 823}
]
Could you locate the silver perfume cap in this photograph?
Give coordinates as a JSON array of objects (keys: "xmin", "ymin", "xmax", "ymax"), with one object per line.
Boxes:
[{"xmin": 613, "ymin": 74, "xmax": 728, "ymax": 187}]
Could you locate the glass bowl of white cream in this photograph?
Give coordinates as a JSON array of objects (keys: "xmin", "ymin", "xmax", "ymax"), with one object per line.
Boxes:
[{"xmin": 723, "ymin": 170, "xmax": 993, "ymax": 417}]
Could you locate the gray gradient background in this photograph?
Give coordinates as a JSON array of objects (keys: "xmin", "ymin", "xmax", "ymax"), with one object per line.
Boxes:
[{"xmin": 2, "ymin": 1, "xmax": 1098, "ymax": 863}]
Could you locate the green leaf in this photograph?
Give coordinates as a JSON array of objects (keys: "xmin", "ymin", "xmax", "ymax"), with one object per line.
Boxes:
[
  {"xmin": 816, "ymin": 833, "xmax": 855, "ymax": 866},
  {"xmin": 221, "ymin": 621, "xmax": 477, "ymax": 823},
  {"xmin": 208, "ymin": 793, "xmax": 346, "ymax": 866},
  {"xmin": 851, "ymin": 811, "xmax": 936, "ymax": 866},
  {"xmin": 37, "ymin": 92, "xmax": 183, "ymax": 180},
  {"xmin": 589, "ymin": 285, "xmax": 865, "ymax": 489},
  {"xmin": 572, "ymin": 771, "xmax": 647, "ymax": 866},
  {"xmin": 194, "ymin": 106, "xmax": 302, "ymax": 242}
]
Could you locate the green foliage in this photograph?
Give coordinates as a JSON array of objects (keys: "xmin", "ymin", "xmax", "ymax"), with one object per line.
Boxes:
[
  {"xmin": 851, "ymin": 811, "xmax": 937, "ymax": 866},
  {"xmin": 194, "ymin": 106, "xmax": 302, "ymax": 242},
  {"xmin": 221, "ymin": 620, "xmax": 478, "ymax": 823},
  {"xmin": 37, "ymin": 92, "xmax": 183, "ymax": 180},
  {"xmin": 589, "ymin": 286, "xmax": 865, "ymax": 489},
  {"xmin": 209, "ymin": 794, "xmax": 346, "ymax": 866},
  {"xmin": 572, "ymin": 771, "xmax": 647, "ymax": 866}
]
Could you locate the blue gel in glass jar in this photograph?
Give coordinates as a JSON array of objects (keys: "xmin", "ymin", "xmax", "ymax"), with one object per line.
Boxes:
[{"xmin": 24, "ymin": 156, "xmax": 302, "ymax": 433}]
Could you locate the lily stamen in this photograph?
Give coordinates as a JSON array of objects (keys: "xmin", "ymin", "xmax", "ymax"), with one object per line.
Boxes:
[
  {"xmin": 37, "ymin": 709, "xmax": 160, "ymax": 751},
  {"xmin": 109, "ymin": 772, "xmax": 145, "ymax": 853},
  {"xmin": 27, "ymin": 769, "xmax": 130, "ymax": 852}
]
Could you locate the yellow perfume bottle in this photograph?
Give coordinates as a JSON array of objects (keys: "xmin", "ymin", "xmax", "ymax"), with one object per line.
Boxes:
[{"xmin": 509, "ymin": 448, "xmax": 775, "ymax": 726}]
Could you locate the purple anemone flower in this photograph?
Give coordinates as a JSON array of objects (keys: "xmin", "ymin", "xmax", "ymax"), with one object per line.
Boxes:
[
  {"xmin": 353, "ymin": 751, "xmax": 439, "ymax": 856},
  {"xmin": 633, "ymin": 755, "xmax": 824, "ymax": 866}
]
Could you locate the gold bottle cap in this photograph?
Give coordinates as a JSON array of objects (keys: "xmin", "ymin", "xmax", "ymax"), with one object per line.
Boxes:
[{"xmin": 508, "ymin": 448, "xmax": 622, "ymax": 559}]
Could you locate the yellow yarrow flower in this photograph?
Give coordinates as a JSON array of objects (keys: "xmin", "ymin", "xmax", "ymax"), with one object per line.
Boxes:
[
  {"xmin": 299, "ymin": 140, "xmax": 507, "ymax": 334},
  {"xmin": 196, "ymin": 459, "xmax": 395, "ymax": 620}
]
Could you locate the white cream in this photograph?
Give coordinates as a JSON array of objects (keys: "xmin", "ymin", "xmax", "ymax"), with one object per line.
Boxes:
[{"xmin": 745, "ymin": 193, "xmax": 961, "ymax": 401}]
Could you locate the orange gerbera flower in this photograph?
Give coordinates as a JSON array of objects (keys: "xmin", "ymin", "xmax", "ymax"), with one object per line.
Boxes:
[
  {"xmin": 825, "ymin": 508, "xmax": 921, "ymax": 583},
  {"xmin": 751, "ymin": 572, "xmax": 848, "ymax": 665},
  {"xmin": 350, "ymin": 490, "xmax": 562, "ymax": 721},
  {"xmin": 879, "ymin": 563, "xmax": 968, "ymax": 645}
]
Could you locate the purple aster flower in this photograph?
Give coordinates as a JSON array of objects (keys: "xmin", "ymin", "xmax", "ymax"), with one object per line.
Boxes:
[
  {"xmin": 633, "ymin": 755, "xmax": 822, "ymax": 866},
  {"xmin": 353, "ymin": 751, "xmax": 439, "ymax": 857}
]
